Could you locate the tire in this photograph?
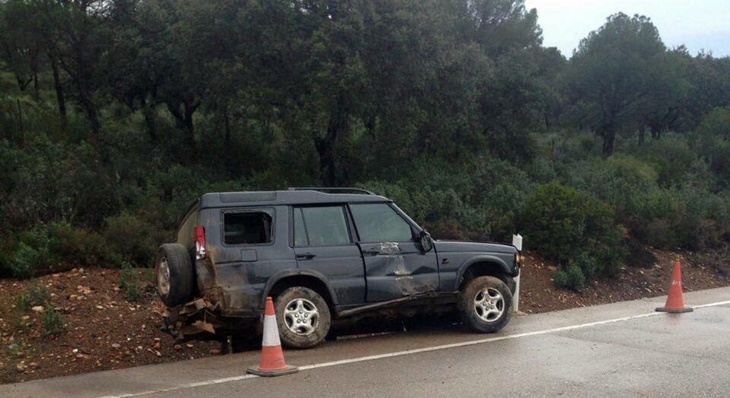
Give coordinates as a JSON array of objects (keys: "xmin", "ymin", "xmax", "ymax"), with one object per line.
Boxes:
[
  {"xmin": 458, "ymin": 276, "xmax": 513, "ymax": 333},
  {"xmin": 274, "ymin": 287, "xmax": 331, "ymax": 349},
  {"xmin": 155, "ymin": 243, "xmax": 195, "ymax": 307}
]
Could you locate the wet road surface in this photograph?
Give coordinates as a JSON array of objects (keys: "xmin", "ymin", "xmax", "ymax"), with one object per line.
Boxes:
[{"xmin": 2, "ymin": 287, "xmax": 729, "ymax": 398}]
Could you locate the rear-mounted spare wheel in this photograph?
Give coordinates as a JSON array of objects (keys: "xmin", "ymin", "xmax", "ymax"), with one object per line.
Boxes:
[{"xmin": 156, "ymin": 243, "xmax": 195, "ymax": 307}]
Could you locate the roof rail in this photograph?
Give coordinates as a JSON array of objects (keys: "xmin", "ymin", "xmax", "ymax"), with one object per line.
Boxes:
[{"xmin": 287, "ymin": 187, "xmax": 376, "ymax": 195}]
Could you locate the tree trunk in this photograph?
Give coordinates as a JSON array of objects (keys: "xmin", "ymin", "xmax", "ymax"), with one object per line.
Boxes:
[
  {"xmin": 49, "ymin": 56, "xmax": 68, "ymax": 133},
  {"xmin": 597, "ymin": 107, "xmax": 618, "ymax": 157},
  {"xmin": 650, "ymin": 124, "xmax": 661, "ymax": 140},
  {"xmin": 316, "ymin": 98, "xmax": 349, "ymax": 186},
  {"xmin": 78, "ymin": 89, "xmax": 101, "ymax": 136},
  {"xmin": 316, "ymin": 130, "xmax": 337, "ymax": 187},
  {"xmin": 166, "ymin": 99, "xmax": 200, "ymax": 153},
  {"xmin": 598, "ymin": 117, "xmax": 616, "ymax": 157},
  {"xmin": 223, "ymin": 105, "xmax": 231, "ymax": 144},
  {"xmin": 142, "ymin": 100, "xmax": 157, "ymax": 144}
]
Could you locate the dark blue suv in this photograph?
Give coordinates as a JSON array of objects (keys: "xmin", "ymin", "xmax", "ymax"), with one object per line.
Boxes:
[{"xmin": 156, "ymin": 188, "xmax": 521, "ymax": 348}]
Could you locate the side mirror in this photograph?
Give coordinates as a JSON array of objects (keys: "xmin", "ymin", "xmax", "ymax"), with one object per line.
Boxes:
[{"xmin": 418, "ymin": 231, "xmax": 434, "ymax": 253}]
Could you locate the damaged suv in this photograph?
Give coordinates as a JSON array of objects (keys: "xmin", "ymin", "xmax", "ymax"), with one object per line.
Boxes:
[{"xmin": 156, "ymin": 188, "xmax": 521, "ymax": 348}]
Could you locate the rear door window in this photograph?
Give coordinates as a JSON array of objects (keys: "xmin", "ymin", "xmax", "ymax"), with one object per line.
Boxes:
[{"xmin": 293, "ymin": 206, "xmax": 351, "ymax": 246}]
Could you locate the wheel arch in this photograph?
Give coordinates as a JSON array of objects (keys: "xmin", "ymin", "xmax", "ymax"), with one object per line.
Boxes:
[
  {"xmin": 263, "ymin": 271, "xmax": 337, "ymax": 312},
  {"xmin": 456, "ymin": 256, "xmax": 513, "ymax": 292}
]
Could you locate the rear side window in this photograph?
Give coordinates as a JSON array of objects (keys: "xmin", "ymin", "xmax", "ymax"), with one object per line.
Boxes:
[
  {"xmin": 224, "ymin": 210, "xmax": 273, "ymax": 245},
  {"xmin": 294, "ymin": 206, "xmax": 351, "ymax": 246}
]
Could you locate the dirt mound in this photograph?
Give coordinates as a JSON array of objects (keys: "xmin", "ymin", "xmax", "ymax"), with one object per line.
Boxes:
[{"xmin": 1, "ymin": 250, "xmax": 728, "ymax": 384}]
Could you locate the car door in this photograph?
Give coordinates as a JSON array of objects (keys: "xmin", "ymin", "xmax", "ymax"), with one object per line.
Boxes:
[
  {"xmin": 292, "ymin": 205, "xmax": 367, "ymax": 307},
  {"xmin": 349, "ymin": 203, "xmax": 439, "ymax": 302}
]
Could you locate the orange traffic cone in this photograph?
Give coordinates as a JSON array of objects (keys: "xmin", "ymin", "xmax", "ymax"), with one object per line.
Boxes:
[
  {"xmin": 247, "ymin": 297, "xmax": 299, "ymax": 376},
  {"xmin": 656, "ymin": 259, "xmax": 693, "ymax": 313}
]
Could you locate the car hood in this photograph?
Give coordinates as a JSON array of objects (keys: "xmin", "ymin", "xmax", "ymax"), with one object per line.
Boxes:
[{"xmin": 433, "ymin": 240, "xmax": 518, "ymax": 255}]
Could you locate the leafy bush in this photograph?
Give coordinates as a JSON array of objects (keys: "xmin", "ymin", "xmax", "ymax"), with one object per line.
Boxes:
[
  {"xmin": 120, "ymin": 262, "xmax": 143, "ymax": 302},
  {"xmin": 50, "ymin": 222, "xmax": 107, "ymax": 270},
  {"xmin": 554, "ymin": 265, "xmax": 586, "ymax": 291},
  {"xmin": 16, "ymin": 281, "xmax": 51, "ymax": 312},
  {"xmin": 103, "ymin": 213, "xmax": 158, "ymax": 267},
  {"xmin": 565, "ymin": 155, "xmax": 660, "ymax": 219},
  {"xmin": 8, "ymin": 227, "xmax": 55, "ymax": 279},
  {"xmin": 41, "ymin": 307, "xmax": 64, "ymax": 336},
  {"xmin": 517, "ymin": 182, "xmax": 626, "ymax": 282},
  {"xmin": 627, "ymin": 133, "xmax": 699, "ymax": 188}
]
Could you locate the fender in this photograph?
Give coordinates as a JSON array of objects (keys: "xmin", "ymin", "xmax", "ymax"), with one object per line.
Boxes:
[
  {"xmin": 453, "ymin": 255, "xmax": 512, "ymax": 290},
  {"xmin": 260, "ymin": 268, "xmax": 339, "ymax": 309}
]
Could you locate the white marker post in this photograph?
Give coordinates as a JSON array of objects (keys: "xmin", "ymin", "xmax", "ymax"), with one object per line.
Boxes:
[{"xmin": 512, "ymin": 234, "xmax": 523, "ymax": 313}]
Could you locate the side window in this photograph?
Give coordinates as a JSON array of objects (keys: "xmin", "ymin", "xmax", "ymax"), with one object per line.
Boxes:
[
  {"xmin": 350, "ymin": 203, "xmax": 413, "ymax": 242},
  {"xmin": 224, "ymin": 210, "xmax": 273, "ymax": 245},
  {"xmin": 294, "ymin": 206, "xmax": 351, "ymax": 246}
]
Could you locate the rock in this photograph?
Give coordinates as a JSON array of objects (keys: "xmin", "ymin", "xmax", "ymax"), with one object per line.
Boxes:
[
  {"xmin": 76, "ymin": 286, "xmax": 92, "ymax": 295},
  {"xmin": 31, "ymin": 306, "xmax": 45, "ymax": 313},
  {"xmin": 111, "ymin": 343, "xmax": 121, "ymax": 349},
  {"xmin": 16, "ymin": 363, "xmax": 26, "ymax": 372},
  {"xmin": 209, "ymin": 348, "xmax": 222, "ymax": 355},
  {"xmin": 28, "ymin": 362, "xmax": 39, "ymax": 370},
  {"xmin": 152, "ymin": 341, "xmax": 161, "ymax": 350},
  {"xmin": 174, "ymin": 344, "xmax": 182, "ymax": 351}
]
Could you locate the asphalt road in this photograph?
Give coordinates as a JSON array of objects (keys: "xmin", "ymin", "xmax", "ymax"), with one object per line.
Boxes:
[{"xmin": 2, "ymin": 287, "xmax": 729, "ymax": 398}]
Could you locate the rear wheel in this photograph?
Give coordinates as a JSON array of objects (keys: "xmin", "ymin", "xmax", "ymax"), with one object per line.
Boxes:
[
  {"xmin": 274, "ymin": 287, "xmax": 331, "ymax": 349},
  {"xmin": 155, "ymin": 243, "xmax": 195, "ymax": 307},
  {"xmin": 458, "ymin": 276, "xmax": 513, "ymax": 333}
]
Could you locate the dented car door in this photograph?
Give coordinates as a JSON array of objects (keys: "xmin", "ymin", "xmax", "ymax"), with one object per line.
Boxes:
[{"xmin": 349, "ymin": 203, "xmax": 439, "ymax": 302}]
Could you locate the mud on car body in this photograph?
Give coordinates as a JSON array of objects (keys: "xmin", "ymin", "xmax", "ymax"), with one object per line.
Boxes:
[{"xmin": 156, "ymin": 188, "xmax": 522, "ymax": 349}]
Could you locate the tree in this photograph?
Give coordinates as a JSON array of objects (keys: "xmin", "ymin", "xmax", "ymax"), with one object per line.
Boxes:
[{"xmin": 568, "ymin": 13, "xmax": 669, "ymax": 156}]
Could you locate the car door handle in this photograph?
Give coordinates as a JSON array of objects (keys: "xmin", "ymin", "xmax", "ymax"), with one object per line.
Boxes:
[{"xmin": 297, "ymin": 253, "xmax": 316, "ymax": 260}]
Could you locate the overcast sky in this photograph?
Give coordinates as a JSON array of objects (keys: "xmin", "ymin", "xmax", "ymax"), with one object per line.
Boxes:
[{"xmin": 524, "ymin": 0, "xmax": 730, "ymax": 58}]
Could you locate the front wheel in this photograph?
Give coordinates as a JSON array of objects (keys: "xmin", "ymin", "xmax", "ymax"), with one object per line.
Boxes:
[
  {"xmin": 274, "ymin": 287, "xmax": 331, "ymax": 349},
  {"xmin": 458, "ymin": 276, "xmax": 513, "ymax": 333}
]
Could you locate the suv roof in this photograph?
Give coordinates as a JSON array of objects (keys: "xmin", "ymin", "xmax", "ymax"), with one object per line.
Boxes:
[{"xmin": 199, "ymin": 188, "xmax": 391, "ymax": 209}]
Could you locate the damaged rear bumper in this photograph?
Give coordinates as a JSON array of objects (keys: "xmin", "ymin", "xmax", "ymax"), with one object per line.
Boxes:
[{"xmin": 161, "ymin": 298, "xmax": 260, "ymax": 342}]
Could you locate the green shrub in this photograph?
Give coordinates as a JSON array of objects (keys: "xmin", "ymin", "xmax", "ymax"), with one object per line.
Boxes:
[
  {"xmin": 41, "ymin": 307, "xmax": 64, "ymax": 336},
  {"xmin": 9, "ymin": 228, "xmax": 55, "ymax": 279},
  {"xmin": 627, "ymin": 133, "xmax": 699, "ymax": 188},
  {"xmin": 120, "ymin": 262, "xmax": 143, "ymax": 302},
  {"xmin": 565, "ymin": 155, "xmax": 660, "ymax": 219},
  {"xmin": 554, "ymin": 265, "xmax": 586, "ymax": 291},
  {"xmin": 16, "ymin": 281, "xmax": 51, "ymax": 312},
  {"xmin": 103, "ymin": 213, "xmax": 157, "ymax": 267},
  {"xmin": 50, "ymin": 222, "xmax": 107, "ymax": 270},
  {"xmin": 517, "ymin": 182, "xmax": 626, "ymax": 278}
]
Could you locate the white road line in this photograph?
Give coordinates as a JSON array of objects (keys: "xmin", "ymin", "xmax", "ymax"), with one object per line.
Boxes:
[{"xmin": 98, "ymin": 299, "xmax": 730, "ymax": 398}]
